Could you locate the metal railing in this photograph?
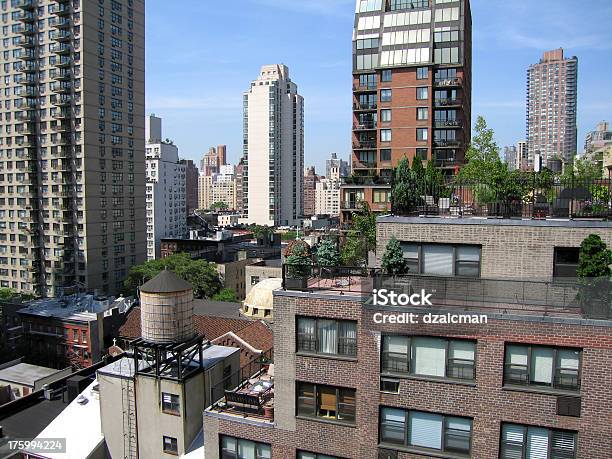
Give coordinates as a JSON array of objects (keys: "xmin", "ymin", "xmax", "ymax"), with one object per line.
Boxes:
[{"xmin": 390, "ymin": 176, "xmax": 612, "ymax": 220}]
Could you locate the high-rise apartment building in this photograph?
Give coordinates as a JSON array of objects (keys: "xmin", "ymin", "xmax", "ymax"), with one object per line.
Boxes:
[
  {"xmin": 200, "ymin": 145, "xmax": 227, "ymax": 176},
  {"xmin": 145, "ymin": 115, "xmax": 186, "ymax": 260},
  {"xmin": 235, "ymin": 157, "xmax": 245, "ymax": 215},
  {"xmin": 242, "ymin": 64, "xmax": 304, "ymax": 227},
  {"xmin": 343, "ymin": 0, "xmax": 472, "ymax": 222},
  {"xmin": 0, "ymin": 0, "xmax": 146, "ymax": 296},
  {"xmin": 503, "ymin": 145, "xmax": 518, "ymax": 170},
  {"xmin": 326, "ymin": 152, "xmax": 349, "ymax": 179},
  {"xmin": 180, "ymin": 159, "xmax": 199, "ymax": 215},
  {"xmin": 198, "ymin": 164, "xmax": 237, "ymax": 211},
  {"xmin": 516, "ymin": 139, "xmax": 528, "ymax": 170},
  {"xmin": 315, "ymin": 166, "xmax": 342, "ymax": 216},
  {"xmin": 527, "ymin": 48, "xmax": 578, "ymax": 165},
  {"xmin": 584, "ymin": 121, "xmax": 612, "ymax": 155},
  {"xmin": 303, "ymin": 166, "xmax": 319, "ymax": 217}
]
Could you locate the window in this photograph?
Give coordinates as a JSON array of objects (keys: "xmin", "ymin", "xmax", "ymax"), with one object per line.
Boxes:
[
  {"xmin": 381, "ymin": 129, "xmax": 392, "ymax": 142},
  {"xmin": 297, "ymin": 317, "xmax": 357, "ymax": 357},
  {"xmin": 373, "ymin": 190, "xmax": 390, "ymax": 203},
  {"xmin": 381, "ymin": 69, "xmax": 392, "ymax": 82},
  {"xmin": 416, "ymin": 87, "xmax": 428, "ymax": 100},
  {"xmin": 500, "ymin": 424, "xmax": 577, "ymax": 459},
  {"xmin": 382, "ymin": 335, "xmax": 475, "ymax": 380},
  {"xmin": 297, "ymin": 452, "xmax": 343, "ymax": 459},
  {"xmin": 400, "ymin": 243, "xmax": 481, "ymax": 277},
  {"xmin": 504, "ymin": 344, "xmax": 581, "ymax": 391},
  {"xmin": 416, "ymin": 67, "xmax": 428, "ymax": 79},
  {"xmin": 356, "ymin": 37, "xmax": 380, "ymax": 49},
  {"xmin": 553, "ymin": 247, "xmax": 579, "ymax": 278},
  {"xmin": 220, "ymin": 436, "xmax": 271, "ymax": 459},
  {"xmin": 297, "ymin": 382, "xmax": 356, "ymax": 424},
  {"xmin": 380, "ymin": 149, "xmax": 392, "ymax": 162},
  {"xmin": 389, "ymin": 0, "xmax": 429, "ymax": 10},
  {"xmin": 417, "ymin": 107, "xmax": 428, "ymax": 120},
  {"xmin": 250, "ymin": 276, "xmax": 260, "ymax": 285},
  {"xmin": 416, "ymin": 128, "xmax": 428, "ymax": 141},
  {"xmin": 162, "ymin": 393, "xmax": 180, "ymax": 415},
  {"xmin": 380, "ymin": 89, "xmax": 392, "ymax": 102},
  {"xmin": 163, "ymin": 436, "xmax": 178, "ymax": 455},
  {"xmin": 381, "ymin": 109, "xmax": 392, "ymax": 122},
  {"xmin": 380, "ymin": 407, "xmax": 472, "ymax": 455},
  {"xmin": 434, "ymin": 47, "xmax": 459, "ymax": 64},
  {"xmin": 415, "ymin": 148, "xmax": 428, "ymax": 161}
]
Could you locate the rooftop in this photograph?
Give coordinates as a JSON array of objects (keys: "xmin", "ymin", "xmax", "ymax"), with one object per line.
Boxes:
[
  {"xmin": 0, "ymin": 361, "xmax": 64, "ymax": 387},
  {"xmin": 377, "ymin": 215, "xmax": 612, "ymax": 228},
  {"xmin": 192, "ymin": 299, "xmax": 243, "ymax": 319},
  {"xmin": 281, "ymin": 265, "xmax": 612, "ymax": 321},
  {"xmin": 140, "ymin": 269, "xmax": 193, "ymax": 294},
  {"xmin": 23, "ymin": 381, "xmax": 103, "ymax": 459},
  {"xmin": 17, "ymin": 294, "xmax": 131, "ymax": 322},
  {"xmin": 118, "ymin": 307, "xmax": 252, "ymax": 341}
]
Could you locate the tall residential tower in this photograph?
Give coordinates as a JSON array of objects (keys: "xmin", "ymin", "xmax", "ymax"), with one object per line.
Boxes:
[
  {"xmin": 242, "ymin": 64, "xmax": 304, "ymax": 226},
  {"xmin": 0, "ymin": 0, "xmax": 145, "ymax": 296},
  {"xmin": 145, "ymin": 115, "xmax": 186, "ymax": 260},
  {"xmin": 527, "ymin": 48, "xmax": 578, "ymax": 165},
  {"xmin": 343, "ymin": 0, "xmax": 472, "ymax": 221}
]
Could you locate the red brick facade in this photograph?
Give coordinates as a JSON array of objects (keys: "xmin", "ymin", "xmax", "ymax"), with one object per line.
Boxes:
[{"xmin": 206, "ymin": 292, "xmax": 612, "ymax": 459}]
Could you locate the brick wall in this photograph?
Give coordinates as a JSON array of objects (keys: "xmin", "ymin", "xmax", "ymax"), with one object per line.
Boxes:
[
  {"xmin": 377, "ymin": 219, "xmax": 612, "ymax": 280},
  {"xmin": 205, "ymin": 290, "xmax": 612, "ymax": 459}
]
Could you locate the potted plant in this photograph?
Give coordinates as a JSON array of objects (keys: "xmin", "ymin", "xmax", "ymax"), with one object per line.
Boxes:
[
  {"xmin": 263, "ymin": 400, "xmax": 274, "ymax": 419},
  {"xmin": 284, "ymin": 240, "xmax": 311, "ymax": 290},
  {"xmin": 316, "ymin": 238, "xmax": 340, "ymax": 278}
]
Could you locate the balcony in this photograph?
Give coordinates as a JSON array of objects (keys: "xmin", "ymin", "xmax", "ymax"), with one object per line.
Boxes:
[
  {"xmin": 54, "ymin": 58, "xmax": 72, "ymax": 68},
  {"xmin": 352, "ymin": 160, "xmax": 378, "ymax": 170},
  {"xmin": 19, "ymin": 76, "xmax": 37, "ymax": 86},
  {"xmin": 353, "ymin": 122, "xmax": 377, "ymax": 131},
  {"xmin": 352, "ymin": 140, "xmax": 377, "ymax": 149},
  {"xmin": 53, "ymin": 44, "xmax": 71, "ymax": 55},
  {"xmin": 20, "ymin": 50, "xmax": 36, "ymax": 61},
  {"xmin": 434, "ymin": 77, "xmax": 463, "ymax": 87},
  {"xmin": 18, "ymin": 0, "xmax": 36, "ymax": 10},
  {"xmin": 434, "ymin": 120, "xmax": 462, "ymax": 129},
  {"xmin": 17, "ymin": 36, "xmax": 36, "ymax": 47},
  {"xmin": 16, "ymin": 111, "xmax": 36, "ymax": 122},
  {"xmin": 18, "ymin": 12, "xmax": 36, "ymax": 23},
  {"xmin": 20, "ymin": 63, "xmax": 37, "ymax": 74},
  {"xmin": 206, "ymin": 351, "xmax": 274, "ymax": 425},
  {"xmin": 17, "ymin": 25, "xmax": 35, "ymax": 36},
  {"xmin": 435, "ymin": 98, "xmax": 462, "ymax": 107},
  {"xmin": 55, "ymin": 31, "xmax": 72, "ymax": 42},
  {"xmin": 52, "ymin": 123, "xmax": 70, "ymax": 132},
  {"xmin": 52, "ymin": 83, "xmax": 72, "ymax": 94},
  {"xmin": 52, "ymin": 4, "xmax": 71, "ymax": 16},
  {"xmin": 434, "ymin": 139, "xmax": 462, "ymax": 148},
  {"xmin": 53, "ymin": 70, "xmax": 72, "ymax": 81},
  {"xmin": 353, "ymin": 84, "xmax": 378, "ymax": 92},
  {"xmin": 52, "ymin": 19, "xmax": 71, "ymax": 29},
  {"xmin": 52, "ymin": 97, "xmax": 72, "ymax": 107},
  {"xmin": 353, "ymin": 102, "xmax": 377, "ymax": 111},
  {"xmin": 343, "ymin": 175, "xmax": 392, "ymax": 186},
  {"xmin": 52, "ymin": 111, "xmax": 70, "ymax": 120}
]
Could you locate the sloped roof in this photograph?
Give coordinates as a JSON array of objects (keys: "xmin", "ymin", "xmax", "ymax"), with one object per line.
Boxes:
[
  {"xmin": 140, "ymin": 270, "xmax": 193, "ymax": 294},
  {"xmin": 234, "ymin": 321, "xmax": 273, "ymax": 353},
  {"xmin": 118, "ymin": 306, "xmax": 251, "ymax": 342}
]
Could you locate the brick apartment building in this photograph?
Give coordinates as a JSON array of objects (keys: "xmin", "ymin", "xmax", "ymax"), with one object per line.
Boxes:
[
  {"xmin": 204, "ymin": 217, "xmax": 612, "ymax": 458},
  {"xmin": 343, "ymin": 0, "xmax": 472, "ymax": 222}
]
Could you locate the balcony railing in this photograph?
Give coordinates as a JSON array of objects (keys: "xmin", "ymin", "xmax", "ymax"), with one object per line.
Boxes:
[
  {"xmin": 353, "ymin": 122, "xmax": 377, "ymax": 131},
  {"xmin": 390, "ymin": 176, "xmax": 612, "ymax": 220},
  {"xmin": 343, "ymin": 175, "xmax": 392, "ymax": 186},
  {"xmin": 434, "ymin": 120, "xmax": 462, "ymax": 128},
  {"xmin": 352, "ymin": 140, "xmax": 377, "ymax": 149},
  {"xmin": 435, "ymin": 98, "xmax": 462, "ymax": 107},
  {"xmin": 353, "ymin": 161, "xmax": 378, "ymax": 169},
  {"xmin": 353, "ymin": 102, "xmax": 377, "ymax": 111},
  {"xmin": 353, "ymin": 84, "xmax": 378, "ymax": 91},
  {"xmin": 281, "ymin": 263, "xmax": 611, "ymax": 319},
  {"xmin": 434, "ymin": 77, "xmax": 462, "ymax": 87},
  {"xmin": 433, "ymin": 139, "xmax": 462, "ymax": 148}
]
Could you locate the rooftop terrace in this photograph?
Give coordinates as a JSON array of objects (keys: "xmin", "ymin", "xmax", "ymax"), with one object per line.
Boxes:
[{"xmin": 281, "ymin": 264, "xmax": 612, "ymax": 320}]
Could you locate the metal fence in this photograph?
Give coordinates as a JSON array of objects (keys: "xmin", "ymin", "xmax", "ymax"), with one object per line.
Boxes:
[{"xmin": 389, "ymin": 176, "xmax": 612, "ymax": 219}]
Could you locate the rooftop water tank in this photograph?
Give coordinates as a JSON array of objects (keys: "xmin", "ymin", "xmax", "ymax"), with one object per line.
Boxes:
[{"xmin": 139, "ymin": 270, "xmax": 195, "ymax": 344}]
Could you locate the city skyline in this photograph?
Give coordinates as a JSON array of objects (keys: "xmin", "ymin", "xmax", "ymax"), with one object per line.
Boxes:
[{"xmin": 146, "ymin": 0, "xmax": 612, "ymax": 172}]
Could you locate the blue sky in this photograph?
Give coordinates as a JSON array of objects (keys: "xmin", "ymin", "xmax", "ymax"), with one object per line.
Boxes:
[{"xmin": 146, "ymin": 0, "xmax": 612, "ymax": 173}]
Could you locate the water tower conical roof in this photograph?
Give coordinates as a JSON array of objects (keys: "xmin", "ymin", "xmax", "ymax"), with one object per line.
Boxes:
[{"xmin": 140, "ymin": 270, "xmax": 193, "ymax": 294}]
